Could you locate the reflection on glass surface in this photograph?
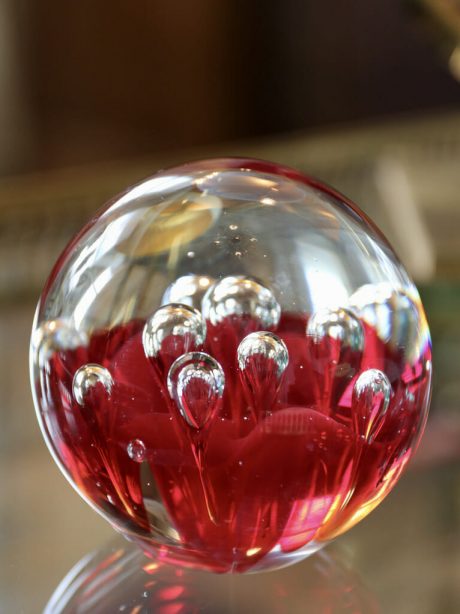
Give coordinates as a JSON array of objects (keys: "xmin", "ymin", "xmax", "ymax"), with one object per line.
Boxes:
[
  {"xmin": 45, "ymin": 537, "xmax": 379, "ymax": 614},
  {"xmin": 30, "ymin": 158, "xmax": 432, "ymax": 573}
]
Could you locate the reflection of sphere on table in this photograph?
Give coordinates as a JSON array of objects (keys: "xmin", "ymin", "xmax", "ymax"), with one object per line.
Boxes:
[
  {"xmin": 45, "ymin": 537, "xmax": 380, "ymax": 614},
  {"xmin": 31, "ymin": 158, "xmax": 432, "ymax": 572}
]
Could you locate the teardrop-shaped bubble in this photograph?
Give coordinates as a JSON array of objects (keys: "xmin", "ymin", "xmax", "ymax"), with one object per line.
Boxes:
[
  {"xmin": 142, "ymin": 303, "xmax": 206, "ymax": 373},
  {"xmin": 306, "ymin": 308, "xmax": 364, "ymax": 413},
  {"xmin": 238, "ymin": 331, "xmax": 289, "ymax": 377},
  {"xmin": 127, "ymin": 438, "xmax": 147, "ymax": 463},
  {"xmin": 352, "ymin": 369, "xmax": 391, "ymax": 443},
  {"xmin": 306, "ymin": 308, "xmax": 364, "ymax": 349},
  {"xmin": 349, "ymin": 283, "xmax": 422, "ymax": 362},
  {"xmin": 237, "ymin": 332, "xmax": 289, "ymax": 419},
  {"xmin": 72, "ymin": 364, "xmax": 114, "ymax": 407},
  {"xmin": 161, "ymin": 275, "xmax": 215, "ymax": 310},
  {"xmin": 32, "ymin": 319, "xmax": 88, "ymax": 368},
  {"xmin": 202, "ymin": 276, "xmax": 281, "ymax": 330},
  {"xmin": 167, "ymin": 352, "xmax": 225, "ymax": 430}
]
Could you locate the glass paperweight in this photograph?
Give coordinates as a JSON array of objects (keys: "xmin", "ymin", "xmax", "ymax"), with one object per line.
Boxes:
[{"xmin": 30, "ymin": 158, "xmax": 432, "ymax": 573}]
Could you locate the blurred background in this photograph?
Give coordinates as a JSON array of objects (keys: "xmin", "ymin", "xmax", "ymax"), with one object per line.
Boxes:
[
  {"xmin": 1, "ymin": 1, "xmax": 460, "ymax": 612},
  {"xmin": 1, "ymin": 0, "xmax": 460, "ymax": 175}
]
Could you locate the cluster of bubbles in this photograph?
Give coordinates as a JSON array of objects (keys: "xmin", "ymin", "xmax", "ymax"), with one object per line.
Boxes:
[
  {"xmin": 69, "ymin": 275, "xmax": 290, "ymax": 448},
  {"xmin": 60, "ymin": 272, "xmax": 425, "ymax": 463}
]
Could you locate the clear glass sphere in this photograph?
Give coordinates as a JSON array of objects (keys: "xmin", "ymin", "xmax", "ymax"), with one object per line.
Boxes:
[{"xmin": 30, "ymin": 158, "xmax": 432, "ymax": 573}]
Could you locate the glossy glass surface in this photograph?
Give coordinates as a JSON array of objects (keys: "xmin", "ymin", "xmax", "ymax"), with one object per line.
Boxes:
[{"xmin": 30, "ymin": 158, "xmax": 432, "ymax": 572}]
